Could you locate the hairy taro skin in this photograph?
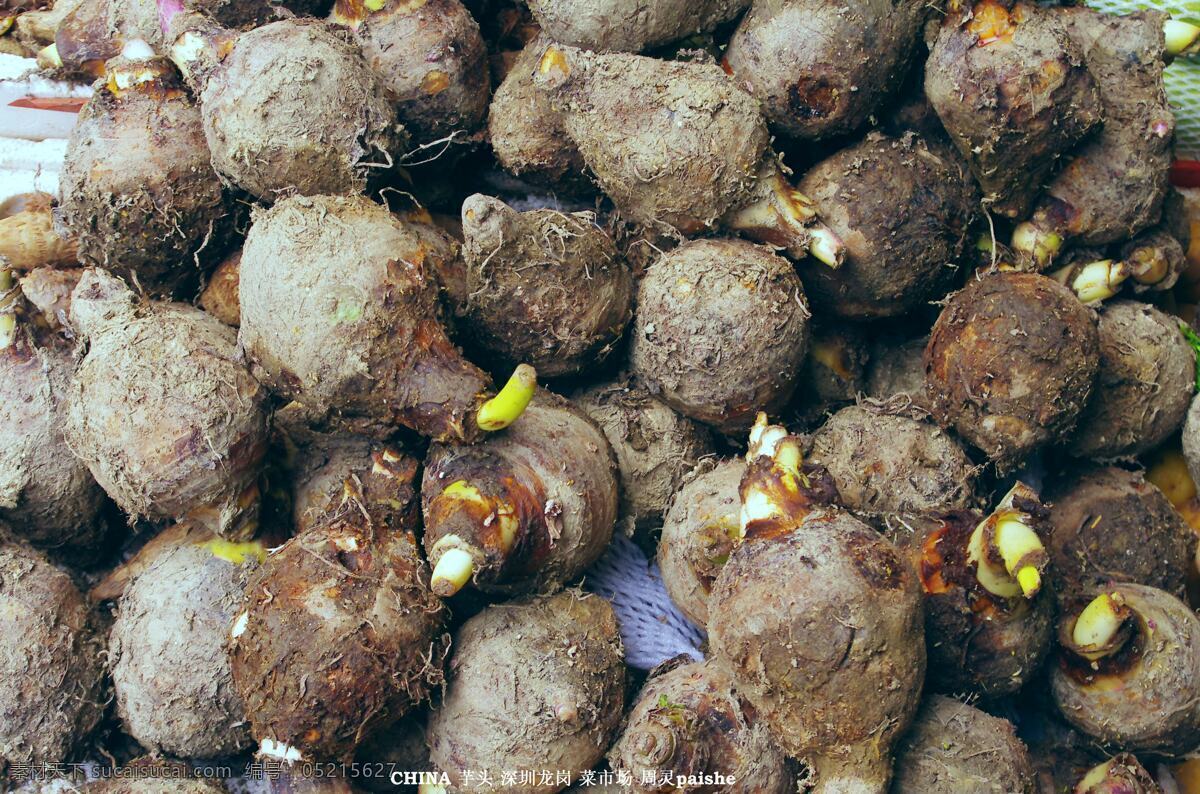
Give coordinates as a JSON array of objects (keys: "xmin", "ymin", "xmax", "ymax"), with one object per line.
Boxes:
[
  {"xmin": 724, "ymin": 0, "xmax": 928, "ymax": 141},
  {"xmin": 290, "ymin": 435, "xmax": 419, "ymax": 536},
  {"xmin": 1068, "ymin": 302, "xmax": 1193, "ymax": 459},
  {"xmin": 460, "ymin": 194, "xmax": 633, "ymax": 378},
  {"xmin": 537, "ymin": 46, "xmax": 770, "ymax": 233},
  {"xmin": 352, "ymin": 0, "xmax": 490, "ymax": 144},
  {"xmin": 924, "ymin": 0, "xmax": 1101, "ymax": 219},
  {"xmin": 631, "ymin": 239, "xmax": 810, "ymax": 435},
  {"xmin": 575, "ymin": 378, "xmax": 715, "ymax": 534},
  {"xmin": 658, "ymin": 458, "xmax": 743, "ymax": 628},
  {"xmin": 427, "ymin": 590, "xmax": 626, "ymax": 794},
  {"xmin": 56, "ymin": 61, "xmax": 234, "ymax": 296},
  {"xmin": 194, "ymin": 19, "xmax": 406, "ymax": 200},
  {"xmin": 525, "ymin": 0, "xmax": 749, "ymax": 53},
  {"xmin": 1037, "ymin": 8, "xmax": 1174, "ymax": 246},
  {"xmin": 110, "ymin": 542, "xmax": 257, "ymax": 758},
  {"xmin": 0, "ymin": 542, "xmax": 106, "ymax": 774},
  {"xmin": 1045, "ymin": 466, "xmax": 1196, "ymax": 603},
  {"xmin": 239, "ymin": 194, "xmax": 492, "ymax": 444},
  {"xmin": 892, "ymin": 695, "xmax": 1036, "ymax": 794},
  {"xmin": 608, "ymin": 658, "xmax": 794, "ymax": 794},
  {"xmin": 797, "ymin": 133, "xmax": 978, "ymax": 319},
  {"xmin": 808, "ymin": 406, "xmax": 978, "ymax": 529},
  {"xmin": 709, "ymin": 510, "xmax": 926, "ymax": 790},
  {"xmin": 64, "ymin": 269, "xmax": 268, "ymax": 536},
  {"xmin": 925, "ymin": 271, "xmax": 1099, "ymax": 472}
]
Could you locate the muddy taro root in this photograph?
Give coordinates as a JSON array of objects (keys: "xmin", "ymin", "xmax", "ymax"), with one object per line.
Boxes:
[
  {"xmin": 64, "ymin": 269, "xmax": 268, "ymax": 536},
  {"xmin": 724, "ymin": 0, "xmax": 929, "ymax": 140},
  {"xmin": 925, "ymin": 0, "xmax": 1101, "ymax": 219},
  {"xmin": 709, "ymin": 416, "xmax": 925, "ymax": 792},
  {"xmin": 925, "ymin": 271, "xmax": 1099, "ymax": 472},
  {"xmin": 460, "ymin": 194, "xmax": 633, "ymax": 378},
  {"xmin": 1045, "ymin": 466, "xmax": 1196, "ymax": 603},
  {"xmin": 426, "ymin": 590, "xmax": 625, "ymax": 794},
  {"xmin": 524, "ymin": 0, "xmax": 749, "ymax": 53},
  {"xmin": 421, "ymin": 391, "xmax": 618, "ymax": 596},
  {"xmin": 631, "ymin": 239, "xmax": 810, "ymax": 435}
]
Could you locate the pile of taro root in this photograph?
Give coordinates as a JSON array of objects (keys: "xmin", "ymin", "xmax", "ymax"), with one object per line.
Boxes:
[{"xmin": 8, "ymin": 0, "xmax": 1200, "ymax": 791}]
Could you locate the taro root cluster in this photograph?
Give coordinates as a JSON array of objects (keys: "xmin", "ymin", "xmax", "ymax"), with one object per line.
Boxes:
[{"xmin": 4, "ymin": 0, "xmax": 1200, "ymax": 790}]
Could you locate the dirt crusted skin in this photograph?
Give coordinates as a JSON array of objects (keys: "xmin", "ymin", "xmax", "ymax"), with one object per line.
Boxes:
[
  {"xmin": 109, "ymin": 541, "xmax": 258, "ymax": 759},
  {"xmin": 17, "ymin": 268, "xmax": 84, "ymax": 334},
  {"xmin": 631, "ymin": 239, "xmax": 810, "ymax": 435},
  {"xmin": 658, "ymin": 458, "xmax": 742, "ymax": 628},
  {"xmin": 924, "ymin": 0, "xmax": 1101, "ymax": 219},
  {"xmin": 1074, "ymin": 754, "xmax": 1161, "ymax": 794},
  {"xmin": 889, "ymin": 507, "xmax": 1054, "ymax": 696},
  {"xmin": 797, "ymin": 133, "xmax": 978, "ymax": 319},
  {"xmin": 56, "ymin": 57, "xmax": 234, "ymax": 297},
  {"xmin": 1051, "ymin": 583, "xmax": 1200, "ymax": 757},
  {"xmin": 0, "ymin": 541, "xmax": 106, "ymax": 776},
  {"xmin": 460, "ymin": 194, "xmax": 633, "ymax": 378},
  {"xmin": 535, "ymin": 45, "xmax": 770, "ymax": 234},
  {"xmin": 64, "ymin": 269, "xmax": 268, "ymax": 536},
  {"xmin": 0, "ymin": 321, "xmax": 106, "ymax": 557},
  {"xmin": 608, "ymin": 658, "xmax": 794, "ymax": 794},
  {"xmin": 178, "ymin": 17, "xmax": 406, "ymax": 201},
  {"xmin": 53, "ymin": 0, "xmax": 163, "ymax": 76},
  {"xmin": 710, "ymin": 508, "xmax": 925, "ymax": 792},
  {"xmin": 1031, "ymin": 7, "xmax": 1174, "ymax": 247},
  {"xmin": 925, "ymin": 271, "xmax": 1099, "ymax": 472},
  {"xmin": 808, "ymin": 405, "xmax": 979, "ymax": 530},
  {"xmin": 575, "ymin": 377, "xmax": 714, "ymax": 535},
  {"xmin": 1044, "ymin": 466, "xmax": 1196, "ymax": 604},
  {"xmin": 347, "ymin": 0, "xmax": 491, "ymax": 144},
  {"xmin": 865, "ymin": 334, "xmax": 929, "ymax": 407},
  {"xmin": 524, "ymin": 0, "xmax": 748, "ymax": 53},
  {"xmin": 1067, "ymin": 302, "xmax": 1193, "ymax": 459},
  {"xmin": 238, "ymin": 194, "xmax": 493, "ymax": 444},
  {"xmin": 426, "ymin": 590, "xmax": 626, "ymax": 794},
  {"xmin": 723, "ymin": 0, "xmax": 928, "ymax": 141},
  {"xmin": 422, "ymin": 391, "xmax": 618, "ymax": 594},
  {"xmin": 230, "ymin": 456, "xmax": 447, "ymax": 763},
  {"xmin": 891, "ymin": 695, "xmax": 1036, "ymax": 793}
]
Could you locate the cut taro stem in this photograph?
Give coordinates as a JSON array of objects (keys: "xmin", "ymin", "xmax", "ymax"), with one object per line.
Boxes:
[
  {"xmin": 0, "ymin": 269, "xmax": 14, "ymax": 349},
  {"xmin": 723, "ymin": 165, "xmax": 846, "ymax": 268},
  {"xmin": 968, "ymin": 483, "xmax": 1047, "ymax": 599},
  {"xmin": 330, "ymin": 0, "xmax": 387, "ymax": 27},
  {"xmin": 1051, "ymin": 259, "xmax": 1130, "ymax": 304},
  {"xmin": 1071, "ymin": 592, "xmax": 1132, "ymax": 661},
  {"xmin": 476, "ymin": 363, "xmax": 537, "ymax": 431},
  {"xmin": 1011, "ymin": 221, "xmax": 1063, "ymax": 269},
  {"xmin": 738, "ymin": 413, "xmax": 804, "ymax": 538},
  {"xmin": 36, "ymin": 43, "xmax": 62, "ymax": 70},
  {"xmin": 1127, "ymin": 244, "xmax": 1171, "ymax": 287},
  {"xmin": 1166, "ymin": 19, "xmax": 1200, "ymax": 59},
  {"xmin": 429, "ymin": 540, "xmax": 475, "ymax": 597}
]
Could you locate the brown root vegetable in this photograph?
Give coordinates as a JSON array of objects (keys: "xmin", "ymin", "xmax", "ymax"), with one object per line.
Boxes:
[
  {"xmin": 865, "ymin": 333, "xmax": 929, "ymax": 406},
  {"xmin": 790, "ymin": 322, "xmax": 869, "ymax": 424},
  {"xmin": 64, "ymin": 269, "xmax": 268, "ymax": 536},
  {"xmin": 109, "ymin": 540, "xmax": 262, "ymax": 759},
  {"xmin": 354, "ymin": 713, "xmax": 430, "ymax": 792},
  {"xmin": 658, "ymin": 458, "xmax": 743, "ymax": 628},
  {"xmin": 238, "ymin": 194, "xmax": 517, "ymax": 444},
  {"xmin": 488, "ymin": 35, "xmax": 591, "ymax": 193},
  {"xmin": 890, "ymin": 484, "xmax": 1055, "ymax": 696},
  {"xmin": 421, "ymin": 391, "xmax": 618, "ymax": 596},
  {"xmin": 0, "ymin": 206, "xmax": 77, "ymax": 270},
  {"xmin": 524, "ymin": 0, "xmax": 748, "ymax": 53},
  {"xmin": 723, "ymin": 0, "xmax": 928, "ymax": 141},
  {"xmin": 575, "ymin": 378, "xmax": 714, "ymax": 535},
  {"xmin": 50, "ymin": 0, "xmax": 162, "ymax": 77},
  {"xmin": 1067, "ymin": 302, "xmax": 1193, "ymax": 459},
  {"xmin": 1013, "ymin": 8, "xmax": 1174, "ymax": 262},
  {"xmin": 796, "ymin": 133, "xmax": 979, "ymax": 319},
  {"xmin": 459, "ymin": 194, "xmax": 633, "ymax": 378},
  {"xmin": 709, "ymin": 416, "xmax": 924, "ymax": 792},
  {"xmin": 1051, "ymin": 584, "xmax": 1200, "ymax": 756},
  {"xmin": 289, "ymin": 434, "xmax": 419, "ymax": 536},
  {"xmin": 230, "ymin": 450, "xmax": 447, "ymax": 763},
  {"xmin": 808, "ymin": 404, "xmax": 979, "ymax": 530},
  {"xmin": 1121, "ymin": 227, "xmax": 1187, "ymax": 295},
  {"xmin": 1074, "ymin": 754, "xmax": 1161, "ymax": 794},
  {"xmin": 925, "ymin": 271, "xmax": 1100, "ymax": 472},
  {"xmin": 167, "ymin": 16, "xmax": 405, "ymax": 201},
  {"xmin": 426, "ymin": 590, "xmax": 626, "ymax": 794},
  {"xmin": 924, "ymin": 0, "xmax": 1102, "ymax": 219},
  {"xmin": 891, "ymin": 695, "xmax": 1036, "ymax": 793},
  {"xmin": 1044, "ymin": 466, "xmax": 1196, "ymax": 603},
  {"xmin": 56, "ymin": 53, "xmax": 234, "ymax": 297},
  {"xmin": 0, "ymin": 540, "xmax": 106, "ymax": 774},
  {"xmin": 198, "ymin": 249, "xmax": 240, "ymax": 327},
  {"xmin": 335, "ymin": 0, "xmax": 490, "ymax": 144},
  {"xmin": 16, "ymin": 267, "xmax": 83, "ymax": 332},
  {"xmin": 630, "ymin": 239, "xmax": 810, "ymax": 435},
  {"xmin": 607, "ymin": 658, "xmax": 794, "ymax": 794}
]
